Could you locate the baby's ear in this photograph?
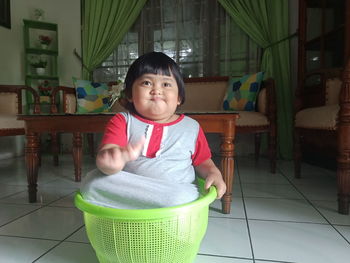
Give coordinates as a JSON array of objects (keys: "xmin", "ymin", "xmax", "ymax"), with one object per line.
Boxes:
[{"xmin": 177, "ymin": 96, "xmax": 182, "ymax": 105}]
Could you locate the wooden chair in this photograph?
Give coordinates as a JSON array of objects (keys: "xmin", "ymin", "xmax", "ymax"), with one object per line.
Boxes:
[
  {"xmin": 0, "ymin": 85, "xmax": 40, "ymax": 147},
  {"xmin": 294, "ymin": 58, "xmax": 350, "ymax": 214},
  {"xmin": 180, "ymin": 76, "xmax": 277, "ymax": 173}
]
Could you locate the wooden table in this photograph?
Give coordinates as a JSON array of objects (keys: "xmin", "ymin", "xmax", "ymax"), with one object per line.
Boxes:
[{"xmin": 18, "ymin": 112, "xmax": 238, "ymax": 214}]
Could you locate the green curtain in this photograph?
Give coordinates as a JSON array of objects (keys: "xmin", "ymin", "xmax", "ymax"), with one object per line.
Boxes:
[
  {"xmin": 82, "ymin": 0, "xmax": 147, "ymax": 80},
  {"xmin": 218, "ymin": 0, "xmax": 293, "ymax": 159}
]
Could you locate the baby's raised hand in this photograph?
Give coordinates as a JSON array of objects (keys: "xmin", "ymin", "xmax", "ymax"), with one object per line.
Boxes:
[
  {"xmin": 96, "ymin": 136, "xmax": 145, "ymax": 175},
  {"xmin": 121, "ymin": 136, "xmax": 146, "ymax": 162}
]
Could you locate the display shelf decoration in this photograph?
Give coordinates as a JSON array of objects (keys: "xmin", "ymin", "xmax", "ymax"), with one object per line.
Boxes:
[{"xmin": 39, "ymin": 35, "xmax": 52, "ymax": 49}]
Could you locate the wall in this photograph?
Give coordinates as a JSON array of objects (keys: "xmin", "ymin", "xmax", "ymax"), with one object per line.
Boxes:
[
  {"xmin": 0, "ymin": 0, "xmax": 81, "ymax": 159},
  {"xmin": 0, "ymin": 1, "xmax": 300, "ymax": 160}
]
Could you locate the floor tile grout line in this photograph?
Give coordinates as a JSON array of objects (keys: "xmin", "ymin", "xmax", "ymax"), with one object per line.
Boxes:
[
  {"xmin": 254, "ymin": 258, "xmax": 297, "ymax": 263},
  {"xmin": 0, "ymin": 233, "xmax": 62, "ymax": 242},
  {"xmin": 32, "ymin": 224, "xmax": 86, "ymax": 263},
  {"xmin": 197, "ymin": 252, "xmax": 254, "ymax": 261},
  {"xmin": 247, "ymin": 217, "xmax": 334, "ymax": 226},
  {"xmin": 0, "ymin": 189, "xmax": 28, "ymax": 201},
  {"xmin": 0, "ymin": 233, "xmax": 91, "ymax": 245},
  {"xmin": 235, "ymin": 157, "xmax": 256, "ymax": 263},
  {"xmin": 277, "ymin": 165, "xmax": 350, "ymax": 246},
  {"xmin": 0, "ymin": 189, "xmax": 77, "ymax": 229}
]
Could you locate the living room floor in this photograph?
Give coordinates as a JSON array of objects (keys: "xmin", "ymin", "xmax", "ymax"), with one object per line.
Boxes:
[{"xmin": 0, "ymin": 153, "xmax": 349, "ymax": 263}]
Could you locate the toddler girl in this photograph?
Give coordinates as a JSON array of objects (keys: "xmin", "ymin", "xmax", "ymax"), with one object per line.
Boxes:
[{"xmin": 81, "ymin": 52, "xmax": 226, "ymax": 209}]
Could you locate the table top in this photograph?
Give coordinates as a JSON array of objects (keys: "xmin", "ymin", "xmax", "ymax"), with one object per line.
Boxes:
[
  {"xmin": 17, "ymin": 111, "xmax": 238, "ymax": 135},
  {"xmin": 18, "ymin": 111, "xmax": 238, "ymax": 117}
]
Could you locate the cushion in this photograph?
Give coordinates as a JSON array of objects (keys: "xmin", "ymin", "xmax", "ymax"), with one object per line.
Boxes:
[
  {"xmin": 235, "ymin": 111, "xmax": 269, "ymax": 127},
  {"xmin": 72, "ymin": 78, "xmax": 109, "ymax": 113},
  {"xmin": 65, "ymin": 93, "xmax": 77, "ymax": 114},
  {"xmin": 0, "ymin": 93, "xmax": 18, "ymax": 115},
  {"xmin": 223, "ymin": 72, "xmax": 264, "ymax": 111},
  {"xmin": 295, "ymin": 104, "xmax": 339, "ymax": 130},
  {"xmin": 0, "ymin": 115, "xmax": 24, "ymax": 129}
]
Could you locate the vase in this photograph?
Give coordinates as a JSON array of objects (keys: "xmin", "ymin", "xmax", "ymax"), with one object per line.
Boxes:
[
  {"xmin": 40, "ymin": 96, "xmax": 50, "ymax": 104},
  {"xmin": 36, "ymin": 68, "xmax": 45, "ymax": 75}
]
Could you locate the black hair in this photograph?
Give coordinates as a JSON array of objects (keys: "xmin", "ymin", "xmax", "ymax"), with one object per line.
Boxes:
[{"xmin": 123, "ymin": 52, "xmax": 185, "ymax": 111}]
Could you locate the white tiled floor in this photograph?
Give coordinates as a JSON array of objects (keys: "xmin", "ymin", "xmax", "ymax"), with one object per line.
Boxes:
[{"xmin": 0, "ymin": 153, "xmax": 349, "ymax": 263}]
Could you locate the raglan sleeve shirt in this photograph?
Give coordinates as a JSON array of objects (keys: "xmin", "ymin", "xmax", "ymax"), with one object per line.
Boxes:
[{"xmin": 100, "ymin": 113, "xmax": 212, "ymax": 166}]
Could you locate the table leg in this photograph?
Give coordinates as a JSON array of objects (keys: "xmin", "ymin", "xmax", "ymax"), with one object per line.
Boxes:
[
  {"xmin": 72, "ymin": 132, "xmax": 83, "ymax": 182},
  {"xmin": 337, "ymin": 150, "xmax": 350, "ymax": 215},
  {"xmin": 51, "ymin": 132, "xmax": 59, "ymax": 166},
  {"xmin": 220, "ymin": 125, "xmax": 235, "ymax": 214},
  {"xmin": 25, "ymin": 132, "xmax": 40, "ymax": 202}
]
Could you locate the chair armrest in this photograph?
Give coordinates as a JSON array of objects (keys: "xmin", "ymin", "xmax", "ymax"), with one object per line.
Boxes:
[
  {"xmin": 51, "ymin": 86, "xmax": 75, "ymax": 113},
  {"xmin": 22, "ymin": 86, "xmax": 40, "ymax": 114},
  {"xmin": 295, "ymin": 68, "xmax": 342, "ymax": 112}
]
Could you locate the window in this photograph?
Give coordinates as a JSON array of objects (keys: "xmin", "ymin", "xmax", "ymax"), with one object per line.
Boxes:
[{"xmin": 93, "ymin": 0, "xmax": 261, "ymax": 82}]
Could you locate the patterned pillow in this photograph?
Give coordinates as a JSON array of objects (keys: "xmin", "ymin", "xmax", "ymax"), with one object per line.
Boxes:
[
  {"xmin": 223, "ymin": 72, "xmax": 264, "ymax": 111},
  {"xmin": 72, "ymin": 78, "xmax": 109, "ymax": 113}
]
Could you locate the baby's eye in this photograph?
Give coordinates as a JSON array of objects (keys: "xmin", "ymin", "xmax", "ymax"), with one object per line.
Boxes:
[
  {"xmin": 142, "ymin": 80, "xmax": 152, "ymax": 86},
  {"xmin": 163, "ymin": 82, "xmax": 172, "ymax": 88}
]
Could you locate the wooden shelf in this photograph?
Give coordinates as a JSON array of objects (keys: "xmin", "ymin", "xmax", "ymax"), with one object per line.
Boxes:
[{"xmin": 26, "ymin": 48, "xmax": 58, "ymax": 55}]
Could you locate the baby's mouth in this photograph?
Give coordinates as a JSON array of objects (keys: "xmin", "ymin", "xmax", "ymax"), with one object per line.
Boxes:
[{"xmin": 150, "ymin": 96, "xmax": 163, "ymax": 101}]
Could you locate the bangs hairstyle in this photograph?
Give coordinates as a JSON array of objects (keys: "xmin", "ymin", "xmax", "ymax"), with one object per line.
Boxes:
[{"xmin": 124, "ymin": 52, "xmax": 185, "ymax": 108}]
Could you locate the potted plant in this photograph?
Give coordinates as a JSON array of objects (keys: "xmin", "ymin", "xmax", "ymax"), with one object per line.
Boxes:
[
  {"xmin": 39, "ymin": 35, "xmax": 52, "ymax": 49},
  {"xmin": 29, "ymin": 56, "xmax": 47, "ymax": 75}
]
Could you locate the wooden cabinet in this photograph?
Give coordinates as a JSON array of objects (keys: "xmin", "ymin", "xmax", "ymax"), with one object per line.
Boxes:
[
  {"xmin": 296, "ymin": 0, "xmax": 350, "ymax": 168},
  {"xmin": 23, "ymin": 19, "xmax": 59, "ymax": 113}
]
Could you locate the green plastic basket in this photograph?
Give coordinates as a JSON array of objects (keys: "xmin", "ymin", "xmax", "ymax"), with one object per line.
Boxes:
[{"xmin": 75, "ymin": 178, "xmax": 216, "ymax": 263}]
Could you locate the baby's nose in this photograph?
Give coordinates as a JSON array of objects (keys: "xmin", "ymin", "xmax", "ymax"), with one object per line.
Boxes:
[{"xmin": 151, "ymin": 86, "xmax": 161, "ymax": 94}]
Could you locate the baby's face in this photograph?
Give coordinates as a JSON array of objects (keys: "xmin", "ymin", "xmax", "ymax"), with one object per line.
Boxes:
[{"xmin": 130, "ymin": 73, "xmax": 180, "ymax": 123}]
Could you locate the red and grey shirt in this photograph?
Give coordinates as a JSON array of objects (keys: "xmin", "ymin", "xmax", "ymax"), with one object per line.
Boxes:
[{"xmin": 101, "ymin": 112, "xmax": 212, "ymax": 183}]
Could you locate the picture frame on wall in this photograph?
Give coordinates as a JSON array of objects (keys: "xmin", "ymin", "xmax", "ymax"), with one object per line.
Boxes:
[{"xmin": 0, "ymin": 0, "xmax": 11, "ymax": 29}]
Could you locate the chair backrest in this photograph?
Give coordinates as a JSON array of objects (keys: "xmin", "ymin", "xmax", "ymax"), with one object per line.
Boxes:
[
  {"xmin": 180, "ymin": 76, "xmax": 271, "ymax": 114},
  {"xmin": 0, "ymin": 85, "xmax": 26, "ymax": 115},
  {"xmin": 0, "ymin": 92, "xmax": 19, "ymax": 115},
  {"xmin": 0, "ymin": 85, "xmax": 40, "ymax": 135},
  {"xmin": 298, "ymin": 68, "xmax": 342, "ymax": 109},
  {"xmin": 181, "ymin": 77, "xmax": 228, "ymax": 111}
]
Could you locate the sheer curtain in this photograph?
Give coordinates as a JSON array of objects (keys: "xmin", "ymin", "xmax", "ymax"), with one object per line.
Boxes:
[{"xmin": 93, "ymin": 0, "xmax": 261, "ymax": 82}]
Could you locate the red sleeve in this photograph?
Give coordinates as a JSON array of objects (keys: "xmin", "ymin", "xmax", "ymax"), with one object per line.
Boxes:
[
  {"xmin": 191, "ymin": 126, "xmax": 212, "ymax": 166},
  {"xmin": 100, "ymin": 113, "xmax": 127, "ymax": 147}
]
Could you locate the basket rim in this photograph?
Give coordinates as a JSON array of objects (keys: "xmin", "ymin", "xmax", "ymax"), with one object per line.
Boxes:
[{"xmin": 75, "ymin": 179, "xmax": 217, "ymax": 220}]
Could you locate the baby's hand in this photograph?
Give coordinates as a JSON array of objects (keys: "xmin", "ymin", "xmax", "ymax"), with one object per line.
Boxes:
[
  {"xmin": 205, "ymin": 173, "xmax": 227, "ymax": 199},
  {"xmin": 122, "ymin": 136, "xmax": 146, "ymax": 162},
  {"xmin": 96, "ymin": 136, "xmax": 145, "ymax": 175}
]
